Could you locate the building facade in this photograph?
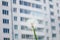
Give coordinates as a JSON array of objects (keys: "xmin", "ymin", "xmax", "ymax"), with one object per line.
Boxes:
[{"xmin": 0, "ymin": 0, "xmax": 60, "ymax": 40}]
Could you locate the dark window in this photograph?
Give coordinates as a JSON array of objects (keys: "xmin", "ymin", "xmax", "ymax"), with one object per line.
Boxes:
[
  {"xmin": 50, "ymin": 11, "xmax": 54, "ymax": 15},
  {"xmin": 19, "ymin": 1, "xmax": 23, "ymax": 5},
  {"xmin": 56, "ymin": 3, "xmax": 59, "ymax": 7},
  {"xmin": 4, "ymin": 38, "xmax": 10, "ymax": 40},
  {"xmin": 52, "ymin": 34, "xmax": 56, "ymax": 37},
  {"xmin": 13, "ymin": 8, "xmax": 17, "ymax": 12},
  {"xmin": 20, "ymin": 17, "xmax": 24, "ymax": 21},
  {"xmin": 59, "ymin": 23, "xmax": 60, "ymax": 27},
  {"xmin": 38, "ymin": 36, "xmax": 44, "ymax": 40},
  {"xmin": 32, "ymin": 3, "xmax": 36, "ymax": 7},
  {"xmin": 49, "ymin": 0, "xmax": 52, "ymax": 2},
  {"xmin": 43, "ymin": 0, "xmax": 46, "ymax": 3},
  {"xmin": 37, "ymin": 20, "xmax": 43, "ymax": 24},
  {"xmin": 3, "ymin": 19, "xmax": 9, "ymax": 24},
  {"xmin": 15, "ymin": 34, "xmax": 18, "ymax": 39},
  {"xmin": 46, "ymin": 29, "xmax": 48, "ymax": 33},
  {"xmin": 47, "ymin": 37, "xmax": 49, "ymax": 40},
  {"xmin": 36, "ymin": 4, "xmax": 42, "ymax": 9},
  {"xmin": 14, "ymin": 25, "xmax": 18, "ymax": 30},
  {"xmin": 57, "ymin": 10, "xmax": 59, "ymax": 13},
  {"xmin": 21, "ymin": 25, "xmax": 26, "ymax": 30},
  {"xmin": 20, "ymin": 8, "xmax": 23, "ymax": 13},
  {"xmin": 49, "ymin": 4, "xmax": 53, "ymax": 8},
  {"xmin": 58, "ymin": 16, "xmax": 60, "ymax": 20},
  {"xmin": 44, "ymin": 6, "xmax": 46, "ymax": 10},
  {"xmin": 19, "ymin": 1, "xmax": 31, "ymax": 6},
  {"xmin": 24, "ymin": 9, "xmax": 31, "ymax": 14},
  {"xmin": 51, "ymin": 18, "xmax": 55, "ymax": 22},
  {"xmin": 2, "ymin": 10, "xmax": 9, "ymax": 15},
  {"xmin": 19, "ymin": 0, "xmax": 42, "ymax": 9},
  {"xmin": 20, "ymin": 8, "xmax": 31, "ymax": 14},
  {"xmin": 13, "ymin": 0, "xmax": 16, "ymax": 4},
  {"xmin": 32, "ymin": 3, "xmax": 42, "ymax": 9},
  {"xmin": 3, "ymin": 28, "xmax": 9, "ymax": 33},
  {"xmin": 51, "ymin": 26, "xmax": 56, "ymax": 30},
  {"xmin": 20, "ymin": 17, "xmax": 28, "ymax": 22},
  {"xmin": 26, "ymin": 35, "xmax": 30, "ymax": 38},
  {"xmin": 21, "ymin": 34, "xmax": 33, "ymax": 39},
  {"xmin": 21, "ymin": 25, "xmax": 30, "ymax": 30},
  {"xmin": 35, "ymin": 0, "xmax": 40, "ymax": 1},
  {"xmin": 22, "ymin": 34, "xmax": 25, "ymax": 38},
  {"xmin": 2, "ymin": 1, "xmax": 8, "ymax": 6},
  {"xmin": 24, "ymin": 1, "xmax": 31, "ymax": 6},
  {"xmin": 14, "ymin": 16, "xmax": 17, "ymax": 21}
]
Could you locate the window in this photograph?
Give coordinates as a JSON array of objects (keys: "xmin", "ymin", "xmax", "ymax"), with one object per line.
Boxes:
[
  {"xmin": 50, "ymin": 11, "xmax": 54, "ymax": 15},
  {"xmin": 38, "ymin": 36, "xmax": 44, "ymax": 40},
  {"xmin": 14, "ymin": 16, "xmax": 17, "ymax": 21},
  {"xmin": 21, "ymin": 34, "xmax": 33, "ymax": 39},
  {"xmin": 37, "ymin": 20, "xmax": 43, "ymax": 24},
  {"xmin": 13, "ymin": 0, "xmax": 16, "ymax": 4},
  {"xmin": 52, "ymin": 33, "xmax": 56, "ymax": 38},
  {"xmin": 46, "ymin": 29, "xmax": 48, "ymax": 33},
  {"xmin": 14, "ymin": 25, "xmax": 18, "ymax": 30},
  {"xmin": 32, "ymin": 3, "xmax": 42, "ymax": 9},
  {"xmin": 20, "ymin": 8, "xmax": 23, "ymax": 13},
  {"xmin": 20, "ymin": 8, "xmax": 31, "ymax": 14},
  {"xmin": 19, "ymin": 1, "xmax": 31, "ymax": 6},
  {"xmin": 2, "ymin": 1, "xmax": 8, "ymax": 6},
  {"xmin": 26, "ymin": 35, "xmax": 30, "ymax": 39},
  {"xmin": 51, "ymin": 26, "xmax": 56, "ymax": 30},
  {"xmin": 45, "ymin": 21, "xmax": 48, "ymax": 26},
  {"xmin": 36, "ymin": 4, "xmax": 42, "ymax": 9},
  {"xmin": 26, "ymin": 34, "xmax": 32, "ymax": 39},
  {"xmin": 2, "ymin": 10, "xmax": 9, "ymax": 15},
  {"xmin": 49, "ymin": 4, "xmax": 53, "ymax": 8},
  {"xmin": 21, "ymin": 25, "xmax": 28, "ymax": 30},
  {"xmin": 59, "ymin": 23, "xmax": 60, "ymax": 27},
  {"xmin": 15, "ymin": 34, "xmax": 18, "ymax": 39},
  {"xmin": 24, "ymin": 1, "xmax": 31, "ymax": 6},
  {"xmin": 43, "ymin": 0, "xmax": 46, "ymax": 3},
  {"xmin": 36, "ymin": 28, "xmax": 44, "ymax": 32},
  {"xmin": 47, "ymin": 37, "xmax": 49, "ymax": 40},
  {"xmin": 22, "ymin": 34, "xmax": 25, "ymax": 38},
  {"xmin": 13, "ymin": 8, "xmax": 17, "ymax": 12},
  {"xmin": 59, "ymin": 31, "xmax": 60, "ymax": 34},
  {"xmin": 57, "ymin": 10, "xmax": 59, "ymax": 13},
  {"xmin": 51, "ymin": 18, "xmax": 55, "ymax": 22},
  {"xmin": 19, "ymin": 0, "xmax": 42, "ymax": 9},
  {"xmin": 35, "ymin": 0, "xmax": 40, "ymax": 1},
  {"xmin": 4, "ymin": 38, "xmax": 10, "ymax": 40},
  {"xmin": 20, "ymin": 17, "xmax": 24, "ymax": 21},
  {"xmin": 56, "ymin": 3, "xmax": 59, "ymax": 7},
  {"xmin": 19, "ymin": 1, "xmax": 23, "ymax": 5},
  {"xmin": 3, "ymin": 28, "xmax": 9, "ymax": 33},
  {"xmin": 32, "ymin": 3, "xmax": 35, "ymax": 7},
  {"xmin": 3, "ymin": 19, "xmax": 9, "ymax": 24},
  {"xmin": 24, "ymin": 9, "xmax": 31, "ymax": 14},
  {"xmin": 20, "ymin": 17, "xmax": 29, "ymax": 22},
  {"xmin": 58, "ymin": 16, "xmax": 60, "ymax": 20},
  {"xmin": 44, "ymin": 6, "xmax": 46, "ymax": 10},
  {"xmin": 49, "ymin": 0, "xmax": 52, "ymax": 2},
  {"xmin": 21, "ymin": 25, "xmax": 25, "ymax": 30}
]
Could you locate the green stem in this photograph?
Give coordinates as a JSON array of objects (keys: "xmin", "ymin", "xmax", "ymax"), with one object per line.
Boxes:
[{"xmin": 32, "ymin": 25, "xmax": 38, "ymax": 40}]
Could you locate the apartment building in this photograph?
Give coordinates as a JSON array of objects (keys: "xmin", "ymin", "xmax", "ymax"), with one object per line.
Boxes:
[
  {"xmin": 0, "ymin": 0, "xmax": 60, "ymax": 40},
  {"xmin": 0, "ymin": 0, "xmax": 12, "ymax": 40}
]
